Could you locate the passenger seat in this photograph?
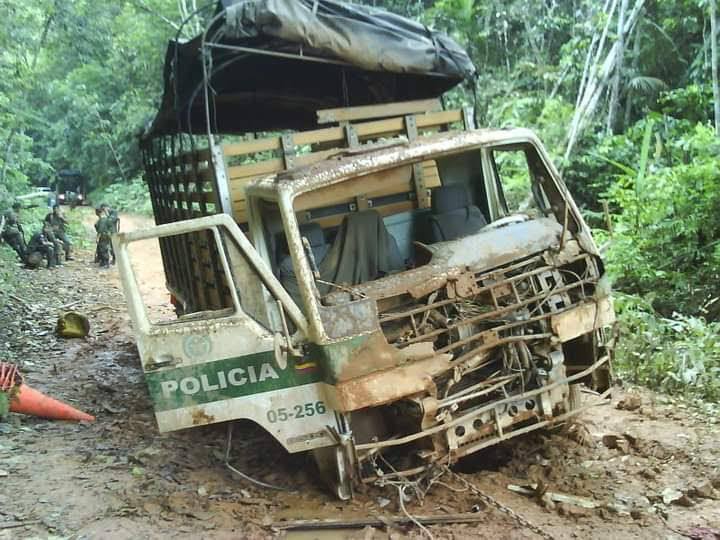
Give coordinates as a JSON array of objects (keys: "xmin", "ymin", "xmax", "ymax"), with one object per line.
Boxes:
[{"xmin": 429, "ymin": 185, "xmax": 487, "ymax": 242}]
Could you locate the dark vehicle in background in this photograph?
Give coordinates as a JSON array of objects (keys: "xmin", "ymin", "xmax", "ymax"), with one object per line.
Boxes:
[{"xmin": 55, "ymin": 169, "xmax": 87, "ymax": 206}]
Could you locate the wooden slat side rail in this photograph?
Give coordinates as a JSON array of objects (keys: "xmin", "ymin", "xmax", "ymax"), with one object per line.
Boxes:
[
  {"xmin": 316, "ymin": 98, "xmax": 442, "ymax": 124},
  {"xmin": 150, "ymin": 109, "xmax": 463, "ymax": 228},
  {"xmin": 221, "ymin": 109, "xmax": 464, "ymax": 163},
  {"xmin": 230, "ymin": 159, "xmax": 441, "ymax": 225}
]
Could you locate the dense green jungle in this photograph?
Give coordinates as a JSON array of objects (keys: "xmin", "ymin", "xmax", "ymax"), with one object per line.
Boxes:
[{"xmin": 2, "ymin": 0, "xmax": 720, "ymax": 401}]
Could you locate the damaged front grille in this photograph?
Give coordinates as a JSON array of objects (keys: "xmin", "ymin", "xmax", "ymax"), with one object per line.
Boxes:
[{"xmin": 349, "ymin": 243, "xmax": 611, "ymax": 481}]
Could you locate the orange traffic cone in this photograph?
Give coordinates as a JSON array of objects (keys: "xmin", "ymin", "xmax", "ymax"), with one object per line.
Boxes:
[{"xmin": 9, "ymin": 384, "xmax": 94, "ymax": 422}]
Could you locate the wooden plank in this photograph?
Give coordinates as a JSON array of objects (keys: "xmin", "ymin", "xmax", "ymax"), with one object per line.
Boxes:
[
  {"xmin": 316, "ymin": 99, "xmax": 442, "ymax": 124},
  {"xmin": 425, "ymin": 172, "xmax": 441, "ymax": 188},
  {"xmin": 231, "ymin": 199, "xmax": 248, "ymax": 212},
  {"xmin": 229, "ymin": 185, "xmax": 247, "ymax": 204},
  {"xmin": 354, "ymin": 110, "xmax": 462, "ymax": 139},
  {"xmin": 416, "ymin": 109, "xmax": 463, "ymax": 128},
  {"xmin": 223, "ymin": 137, "xmax": 281, "ymax": 156},
  {"xmin": 294, "ymin": 165, "xmax": 412, "ymax": 211},
  {"xmin": 227, "ymin": 158, "xmax": 284, "ymax": 180},
  {"xmin": 227, "ymin": 148, "xmax": 340, "ymax": 191},
  {"xmin": 293, "ymin": 126, "xmax": 344, "ymax": 146},
  {"xmin": 421, "ymin": 160, "xmax": 441, "ymax": 189},
  {"xmin": 296, "ymin": 186, "xmax": 412, "ymax": 215},
  {"xmin": 221, "ymin": 109, "xmax": 462, "ymax": 167}
]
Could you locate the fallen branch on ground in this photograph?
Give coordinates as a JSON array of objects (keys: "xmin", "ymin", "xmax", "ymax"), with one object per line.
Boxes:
[{"xmin": 273, "ymin": 513, "xmax": 487, "ymax": 531}]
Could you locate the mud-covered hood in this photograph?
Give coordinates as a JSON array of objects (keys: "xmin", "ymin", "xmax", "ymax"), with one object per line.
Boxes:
[
  {"xmin": 325, "ymin": 218, "xmax": 565, "ymax": 303},
  {"xmin": 427, "ymin": 218, "xmax": 563, "ymax": 270}
]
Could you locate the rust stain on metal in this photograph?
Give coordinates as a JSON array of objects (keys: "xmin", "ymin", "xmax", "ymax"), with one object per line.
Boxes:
[
  {"xmin": 551, "ymin": 297, "xmax": 615, "ymax": 342},
  {"xmin": 334, "ymin": 354, "xmax": 452, "ymax": 412},
  {"xmin": 408, "ymin": 275, "xmax": 447, "ymax": 299},
  {"xmin": 338, "ymin": 332, "xmax": 402, "ymax": 382},
  {"xmin": 446, "ymin": 270, "xmax": 481, "ymax": 299},
  {"xmin": 191, "ymin": 409, "xmax": 215, "ymax": 425}
]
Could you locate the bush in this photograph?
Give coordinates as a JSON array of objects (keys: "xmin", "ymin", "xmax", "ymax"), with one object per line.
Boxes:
[
  {"xmin": 603, "ymin": 122, "xmax": 720, "ymax": 317},
  {"xmin": 614, "ymin": 293, "xmax": 720, "ymax": 402}
]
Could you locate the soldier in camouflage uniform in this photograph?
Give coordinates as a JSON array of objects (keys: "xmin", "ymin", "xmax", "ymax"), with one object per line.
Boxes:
[
  {"xmin": 43, "ymin": 224, "xmax": 63, "ymax": 266},
  {"xmin": 44, "ymin": 204, "xmax": 73, "ymax": 260},
  {"xmin": 25, "ymin": 222, "xmax": 57, "ymax": 269},
  {"xmin": 95, "ymin": 206, "xmax": 113, "ymax": 268},
  {"xmin": 1, "ymin": 202, "xmax": 27, "ymax": 262},
  {"xmin": 100, "ymin": 203, "xmax": 119, "ymax": 264}
]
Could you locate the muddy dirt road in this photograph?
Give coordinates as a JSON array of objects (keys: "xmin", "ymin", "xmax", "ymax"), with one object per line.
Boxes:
[{"xmin": 1, "ymin": 210, "xmax": 719, "ymax": 539}]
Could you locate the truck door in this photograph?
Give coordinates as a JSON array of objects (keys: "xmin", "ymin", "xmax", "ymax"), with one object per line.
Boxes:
[{"xmin": 113, "ymin": 214, "xmax": 341, "ymax": 454}]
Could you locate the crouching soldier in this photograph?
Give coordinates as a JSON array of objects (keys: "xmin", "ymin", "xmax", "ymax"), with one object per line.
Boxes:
[
  {"xmin": 2, "ymin": 202, "xmax": 27, "ymax": 262},
  {"xmin": 44, "ymin": 204, "xmax": 73, "ymax": 261},
  {"xmin": 43, "ymin": 224, "xmax": 63, "ymax": 266},
  {"xmin": 95, "ymin": 207, "xmax": 113, "ymax": 268},
  {"xmin": 25, "ymin": 223, "xmax": 58, "ymax": 269}
]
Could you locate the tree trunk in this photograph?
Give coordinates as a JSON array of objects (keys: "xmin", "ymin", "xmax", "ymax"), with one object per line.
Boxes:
[
  {"xmin": 607, "ymin": 0, "xmax": 630, "ymax": 135},
  {"xmin": 623, "ymin": 24, "xmax": 642, "ymax": 129},
  {"xmin": 564, "ymin": 0, "xmax": 645, "ymax": 161},
  {"xmin": 567, "ymin": 0, "xmax": 619, "ymax": 154},
  {"xmin": 0, "ymin": 131, "xmax": 16, "ymax": 187},
  {"xmin": 94, "ymin": 110, "xmax": 128, "ymax": 182},
  {"xmin": 576, "ymin": 0, "xmax": 614, "ymax": 111},
  {"xmin": 711, "ymin": 0, "xmax": 720, "ymax": 136}
]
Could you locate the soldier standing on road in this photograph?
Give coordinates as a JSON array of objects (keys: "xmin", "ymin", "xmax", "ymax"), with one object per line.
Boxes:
[
  {"xmin": 25, "ymin": 222, "xmax": 57, "ymax": 269},
  {"xmin": 100, "ymin": 204, "xmax": 120, "ymax": 264},
  {"xmin": 1, "ymin": 202, "xmax": 27, "ymax": 262},
  {"xmin": 95, "ymin": 206, "xmax": 113, "ymax": 268},
  {"xmin": 44, "ymin": 204, "xmax": 74, "ymax": 261}
]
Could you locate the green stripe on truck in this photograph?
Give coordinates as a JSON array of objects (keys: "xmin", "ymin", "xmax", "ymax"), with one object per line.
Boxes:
[{"xmin": 145, "ymin": 351, "xmax": 323, "ymax": 411}]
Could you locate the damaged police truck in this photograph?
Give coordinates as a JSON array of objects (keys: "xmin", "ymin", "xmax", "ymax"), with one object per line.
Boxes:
[{"xmin": 115, "ymin": 0, "xmax": 614, "ymax": 499}]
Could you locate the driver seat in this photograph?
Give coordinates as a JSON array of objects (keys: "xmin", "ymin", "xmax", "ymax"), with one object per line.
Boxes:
[{"xmin": 429, "ymin": 185, "xmax": 487, "ymax": 242}]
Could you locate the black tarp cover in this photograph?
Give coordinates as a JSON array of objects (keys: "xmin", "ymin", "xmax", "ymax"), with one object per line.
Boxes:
[{"xmin": 146, "ymin": 0, "xmax": 475, "ymax": 138}]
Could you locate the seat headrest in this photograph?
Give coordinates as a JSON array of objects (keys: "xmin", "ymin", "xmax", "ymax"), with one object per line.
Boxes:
[
  {"xmin": 432, "ymin": 185, "xmax": 470, "ymax": 214},
  {"xmin": 299, "ymin": 223, "xmax": 325, "ymax": 248}
]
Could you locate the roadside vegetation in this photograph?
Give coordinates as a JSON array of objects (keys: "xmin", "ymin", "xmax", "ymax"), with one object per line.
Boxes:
[
  {"xmin": 91, "ymin": 177, "xmax": 153, "ymax": 216},
  {"xmin": 2, "ymin": 0, "xmax": 720, "ymax": 401}
]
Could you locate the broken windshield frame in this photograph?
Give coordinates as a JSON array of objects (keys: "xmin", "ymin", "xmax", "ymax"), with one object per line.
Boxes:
[{"xmin": 251, "ymin": 136, "xmax": 584, "ymax": 343}]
